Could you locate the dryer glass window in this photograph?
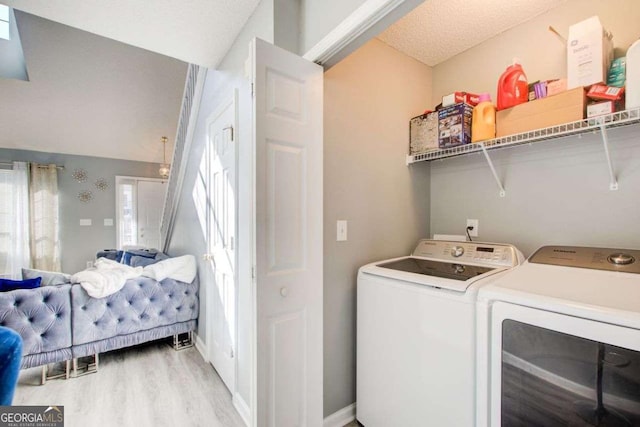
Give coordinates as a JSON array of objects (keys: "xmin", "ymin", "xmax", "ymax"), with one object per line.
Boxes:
[{"xmin": 501, "ymin": 320, "xmax": 640, "ymax": 426}]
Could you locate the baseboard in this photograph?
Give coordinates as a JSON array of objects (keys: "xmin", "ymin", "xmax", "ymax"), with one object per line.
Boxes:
[
  {"xmin": 194, "ymin": 332, "xmax": 208, "ymax": 362},
  {"xmin": 324, "ymin": 403, "xmax": 356, "ymax": 427},
  {"xmin": 233, "ymin": 393, "xmax": 251, "ymax": 427}
]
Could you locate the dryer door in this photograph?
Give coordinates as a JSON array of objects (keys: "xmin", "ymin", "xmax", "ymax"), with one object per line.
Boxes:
[{"xmin": 488, "ymin": 302, "xmax": 640, "ymax": 426}]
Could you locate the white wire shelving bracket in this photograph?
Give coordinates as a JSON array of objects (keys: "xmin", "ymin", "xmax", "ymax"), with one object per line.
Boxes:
[{"xmin": 406, "ymin": 107, "xmax": 640, "ymax": 195}]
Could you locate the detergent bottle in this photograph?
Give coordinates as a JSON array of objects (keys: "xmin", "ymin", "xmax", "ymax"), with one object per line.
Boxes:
[
  {"xmin": 472, "ymin": 93, "xmax": 496, "ymax": 143},
  {"xmin": 497, "ymin": 60, "xmax": 529, "ymax": 110},
  {"xmin": 626, "ymin": 39, "xmax": 640, "ymax": 110}
]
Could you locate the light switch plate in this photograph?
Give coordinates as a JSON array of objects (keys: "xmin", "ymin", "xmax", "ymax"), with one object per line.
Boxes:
[
  {"xmin": 80, "ymin": 219, "xmax": 92, "ymax": 226},
  {"xmin": 104, "ymin": 218, "xmax": 114, "ymax": 226},
  {"xmin": 337, "ymin": 220, "xmax": 347, "ymax": 242}
]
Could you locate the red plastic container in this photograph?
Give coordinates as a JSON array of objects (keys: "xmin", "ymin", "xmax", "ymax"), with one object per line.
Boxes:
[{"xmin": 497, "ymin": 62, "xmax": 529, "ymax": 110}]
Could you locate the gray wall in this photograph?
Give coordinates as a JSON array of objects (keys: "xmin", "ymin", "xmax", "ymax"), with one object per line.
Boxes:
[
  {"xmin": 0, "ymin": 148, "xmax": 160, "ymax": 273},
  {"xmin": 323, "ymin": 38, "xmax": 431, "ymax": 416},
  {"xmin": 428, "ymin": 0, "xmax": 640, "ymax": 255},
  {"xmin": 166, "ymin": 0, "xmax": 274, "ymax": 407},
  {"xmin": 430, "ymin": 127, "xmax": 640, "ymax": 256}
]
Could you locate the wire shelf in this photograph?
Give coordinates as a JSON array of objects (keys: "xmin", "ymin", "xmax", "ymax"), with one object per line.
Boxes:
[{"xmin": 406, "ymin": 107, "xmax": 640, "ymax": 164}]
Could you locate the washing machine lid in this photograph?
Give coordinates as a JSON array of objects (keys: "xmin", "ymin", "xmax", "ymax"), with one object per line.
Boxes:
[
  {"xmin": 479, "ymin": 247, "xmax": 640, "ymax": 328},
  {"xmin": 360, "ymin": 240, "xmax": 523, "ymax": 293},
  {"xmin": 376, "ymin": 257, "xmax": 494, "ymax": 282}
]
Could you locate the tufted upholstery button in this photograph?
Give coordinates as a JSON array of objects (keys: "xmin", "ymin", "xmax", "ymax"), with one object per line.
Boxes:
[
  {"xmin": 42, "ymin": 296, "xmax": 49, "ymax": 304},
  {"xmin": 106, "ymin": 302, "xmax": 111, "ymax": 307},
  {"xmin": 93, "ymin": 321, "xmax": 98, "ymax": 326},
  {"xmin": 28, "ymin": 317, "xmax": 33, "ymax": 323},
  {"xmin": 81, "ymin": 306, "xmax": 87, "ymax": 311}
]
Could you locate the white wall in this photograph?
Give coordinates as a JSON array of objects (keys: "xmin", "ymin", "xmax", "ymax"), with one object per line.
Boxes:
[
  {"xmin": 167, "ymin": 0, "xmax": 274, "ymax": 408},
  {"xmin": 323, "ymin": 38, "xmax": 431, "ymax": 416},
  {"xmin": 300, "ymin": 0, "xmax": 367, "ymax": 53},
  {"xmin": 428, "ymin": 0, "xmax": 640, "ymax": 255}
]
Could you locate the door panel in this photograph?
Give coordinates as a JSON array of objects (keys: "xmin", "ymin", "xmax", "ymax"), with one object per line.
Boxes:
[
  {"xmin": 253, "ymin": 38, "xmax": 323, "ymax": 427},
  {"xmin": 206, "ymin": 93, "xmax": 238, "ymax": 394},
  {"xmin": 136, "ymin": 180, "xmax": 165, "ymax": 249}
]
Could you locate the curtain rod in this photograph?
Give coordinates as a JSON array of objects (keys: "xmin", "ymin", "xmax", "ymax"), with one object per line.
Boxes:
[{"xmin": 0, "ymin": 161, "xmax": 65, "ymax": 170}]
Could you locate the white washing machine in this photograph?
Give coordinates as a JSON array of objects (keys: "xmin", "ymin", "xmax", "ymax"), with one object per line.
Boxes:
[
  {"xmin": 356, "ymin": 239, "xmax": 523, "ymax": 427},
  {"xmin": 476, "ymin": 245, "xmax": 640, "ymax": 427}
]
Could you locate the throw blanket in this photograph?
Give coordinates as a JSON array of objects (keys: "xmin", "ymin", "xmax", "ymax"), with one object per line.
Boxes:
[
  {"xmin": 142, "ymin": 255, "xmax": 196, "ymax": 283},
  {"xmin": 71, "ymin": 258, "xmax": 143, "ymax": 298}
]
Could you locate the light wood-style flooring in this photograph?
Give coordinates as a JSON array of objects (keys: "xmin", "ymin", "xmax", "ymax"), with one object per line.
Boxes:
[{"xmin": 14, "ymin": 340, "xmax": 245, "ymax": 427}]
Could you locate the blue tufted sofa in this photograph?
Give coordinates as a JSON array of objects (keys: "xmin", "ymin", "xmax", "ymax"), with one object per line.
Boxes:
[{"xmin": 0, "ymin": 276, "xmax": 198, "ymax": 382}]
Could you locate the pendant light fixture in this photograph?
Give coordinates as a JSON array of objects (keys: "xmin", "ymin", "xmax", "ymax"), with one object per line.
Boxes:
[{"xmin": 159, "ymin": 136, "xmax": 170, "ymax": 179}]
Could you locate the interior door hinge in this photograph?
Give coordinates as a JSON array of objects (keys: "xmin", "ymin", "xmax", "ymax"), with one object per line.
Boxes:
[
  {"xmin": 223, "ymin": 125, "xmax": 234, "ymax": 142},
  {"xmin": 251, "ymin": 82, "xmax": 254, "ymax": 98},
  {"xmin": 230, "ymin": 347, "xmax": 234, "ymax": 358},
  {"xmin": 251, "ymin": 266, "xmax": 256, "ymax": 279}
]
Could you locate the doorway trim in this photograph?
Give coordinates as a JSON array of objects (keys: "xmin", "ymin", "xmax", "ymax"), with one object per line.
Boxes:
[{"xmin": 302, "ymin": 0, "xmax": 422, "ymax": 67}]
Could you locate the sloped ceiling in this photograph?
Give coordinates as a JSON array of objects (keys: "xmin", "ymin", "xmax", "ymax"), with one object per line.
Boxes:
[
  {"xmin": 0, "ymin": 12, "xmax": 187, "ymax": 163},
  {"xmin": 378, "ymin": 0, "xmax": 568, "ymax": 66},
  {"xmin": 1, "ymin": 0, "xmax": 261, "ymax": 68}
]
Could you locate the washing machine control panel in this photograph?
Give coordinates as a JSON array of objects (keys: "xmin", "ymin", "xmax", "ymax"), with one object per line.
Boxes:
[
  {"xmin": 412, "ymin": 240, "xmax": 519, "ymax": 267},
  {"xmin": 530, "ymin": 246, "xmax": 640, "ymax": 273}
]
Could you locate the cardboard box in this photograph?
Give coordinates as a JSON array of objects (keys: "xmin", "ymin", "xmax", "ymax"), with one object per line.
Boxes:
[
  {"xmin": 438, "ymin": 103, "xmax": 473, "ymax": 148},
  {"xmin": 546, "ymin": 79, "xmax": 567, "ymax": 97},
  {"xmin": 442, "ymin": 92, "xmax": 480, "ymax": 107},
  {"xmin": 587, "ymin": 100, "xmax": 615, "ymax": 118},
  {"xmin": 410, "ymin": 112, "xmax": 439, "ymax": 154},
  {"xmin": 587, "ymin": 84, "xmax": 624, "ymax": 101},
  {"xmin": 567, "ymin": 16, "xmax": 613, "ymax": 89},
  {"xmin": 496, "ymin": 87, "xmax": 586, "ymax": 137}
]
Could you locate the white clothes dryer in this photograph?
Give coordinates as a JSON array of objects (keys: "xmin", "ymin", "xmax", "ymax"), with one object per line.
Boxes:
[
  {"xmin": 356, "ymin": 239, "xmax": 523, "ymax": 427},
  {"xmin": 476, "ymin": 245, "xmax": 640, "ymax": 427}
]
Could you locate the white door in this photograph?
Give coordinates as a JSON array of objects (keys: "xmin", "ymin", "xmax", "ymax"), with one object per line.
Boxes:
[
  {"xmin": 137, "ymin": 180, "xmax": 165, "ymax": 248},
  {"xmin": 206, "ymin": 93, "xmax": 238, "ymax": 394},
  {"xmin": 252, "ymin": 38, "xmax": 324, "ymax": 427}
]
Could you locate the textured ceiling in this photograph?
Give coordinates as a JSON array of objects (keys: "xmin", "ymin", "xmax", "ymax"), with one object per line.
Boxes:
[
  {"xmin": 0, "ymin": 12, "xmax": 187, "ymax": 163},
  {"xmin": 0, "ymin": 0, "xmax": 261, "ymax": 68},
  {"xmin": 378, "ymin": 0, "xmax": 568, "ymax": 66}
]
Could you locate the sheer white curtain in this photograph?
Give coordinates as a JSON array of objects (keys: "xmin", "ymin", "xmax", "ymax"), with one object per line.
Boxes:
[
  {"xmin": 0, "ymin": 162, "xmax": 30, "ymax": 279},
  {"xmin": 30, "ymin": 164, "xmax": 61, "ymax": 272}
]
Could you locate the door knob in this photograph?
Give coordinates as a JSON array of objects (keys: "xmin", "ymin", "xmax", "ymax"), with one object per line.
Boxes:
[{"xmin": 280, "ymin": 287, "xmax": 289, "ymax": 297}]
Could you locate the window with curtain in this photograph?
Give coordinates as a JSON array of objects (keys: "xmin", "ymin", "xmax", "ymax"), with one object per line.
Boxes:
[
  {"xmin": 30, "ymin": 164, "xmax": 61, "ymax": 272},
  {"xmin": 0, "ymin": 162, "xmax": 30, "ymax": 279}
]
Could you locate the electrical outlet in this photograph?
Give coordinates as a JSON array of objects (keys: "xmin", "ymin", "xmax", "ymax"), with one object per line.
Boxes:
[{"xmin": 466, "ymin": 219, "xmax": 479, "ymax": 237}]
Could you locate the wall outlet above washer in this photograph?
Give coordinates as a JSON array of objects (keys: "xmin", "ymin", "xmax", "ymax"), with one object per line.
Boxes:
[{"xmin": 466, "ymin": 219, "xmax": 479, "ymax": 237}]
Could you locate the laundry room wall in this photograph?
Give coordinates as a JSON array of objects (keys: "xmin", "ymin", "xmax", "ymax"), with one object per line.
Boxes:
[
  {"xmin": 427, "ymin": 0, "xmax": 640, "ymax": 256},
  {"xmin": 323, "ymin": 37, "xmax": 431, "ymax": 416}
]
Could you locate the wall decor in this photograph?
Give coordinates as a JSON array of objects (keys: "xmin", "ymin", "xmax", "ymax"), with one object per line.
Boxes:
[
  {"xmin": 77, "ymin": 190, "xmax": 93, "ymax": 203},
  {"xmin": 72, "ymin": 168, "xmax": 88, "ymax": 183},
  {"xmin": 94, "ymin": 178, "xmax": 109, "ymax": 191}
]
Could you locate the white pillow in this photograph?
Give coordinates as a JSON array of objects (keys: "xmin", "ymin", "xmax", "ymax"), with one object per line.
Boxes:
[{"xmin": 142, "ymin": 255, "xmax": 196, "ymax": 283}]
